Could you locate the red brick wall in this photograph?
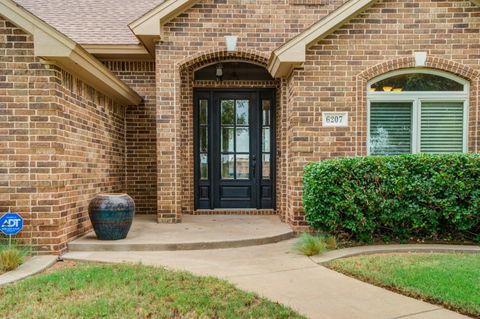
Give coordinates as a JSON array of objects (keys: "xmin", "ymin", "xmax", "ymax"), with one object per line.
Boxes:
[
  {"xmin": 0, "ymin": 17, "xmax": 61, "ymax": 250},
  {"xmin": 103, "ymin": 61, "xmax": 158, "ymax": 215},
  {"xmin": 53, "ymin": 68, "xmax": 126, "ymax": 252},
  {"xmin": 0, "ymin": 17, "xmax": 127, "ymax": 253},
  {"xmin": 285, "ymin": 0, "xmax": 480, "ymax": 227}
]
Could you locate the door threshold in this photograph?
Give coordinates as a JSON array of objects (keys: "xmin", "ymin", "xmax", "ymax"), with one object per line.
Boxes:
[{"xmin": 192, "ymin": 209, "xmax": 276, "ymax": 215}]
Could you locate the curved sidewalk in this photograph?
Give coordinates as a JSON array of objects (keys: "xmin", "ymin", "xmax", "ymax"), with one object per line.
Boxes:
[
  {"xmin": 0, "ymin": 255, "xmax": 57, "ymax": 287},
  {"xmin": 64, "ymin": 240, "xmax": 478, "ymax": 319},
  {"xmin": 311, "ymin": 243, "xmax": 480, "ymax": 263}
]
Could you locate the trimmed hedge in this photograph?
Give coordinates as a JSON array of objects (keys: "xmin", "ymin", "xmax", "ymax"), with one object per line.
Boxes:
[{"xmin": 303, "ymin": 154, "xmax": 480, "ymax": 243}]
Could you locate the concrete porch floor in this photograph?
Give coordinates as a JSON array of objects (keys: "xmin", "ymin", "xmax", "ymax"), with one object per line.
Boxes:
[{"xmin": 68, "ymin": 214, "xmax": 295, "ymax": 252}]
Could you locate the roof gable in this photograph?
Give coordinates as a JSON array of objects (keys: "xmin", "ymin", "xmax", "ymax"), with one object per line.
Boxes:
[
  {"xmin": 268, "ymin": 0, "xmax": 480, "ymax": 78},
  {"xmin": 1, "ymin": 0, "xmax": 141, "ymax": 105},
  {"xmin": 268, "ymin": 0, "xmax": 377, "ymax": 77},
  {"xmin": 128, "ymin": 0, "xmax": 378, "ymax": 76}
]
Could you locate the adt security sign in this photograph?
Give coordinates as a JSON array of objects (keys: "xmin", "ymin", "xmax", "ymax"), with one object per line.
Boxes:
[{"xmin": 0, "ymin": 212, "xmax": 23, "ymax": 236}]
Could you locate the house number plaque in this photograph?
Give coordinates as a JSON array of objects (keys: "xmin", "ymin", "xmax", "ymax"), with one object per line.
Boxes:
[{"xmin": 322, "ymin": 112, "xmax": 348, "ymax": 127}]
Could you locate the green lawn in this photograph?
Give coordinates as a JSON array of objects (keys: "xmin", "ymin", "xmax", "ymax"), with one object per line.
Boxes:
[
  {"xmin": 0, "ymin": 262, "xmax": 304, "ymax": 319},
  {"xmin": 327, "ymin": 253, "xmax": 480, "ymax": 317}
]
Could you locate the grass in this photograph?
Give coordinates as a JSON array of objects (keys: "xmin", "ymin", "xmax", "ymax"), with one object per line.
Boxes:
[
  {"xmin": 327, "ymin": 253, "xmax": 480, "ymax": 317},
  {"xmin": 293, "ymin": 233, "xmax": 337, "ymax": 256},
  {"xmin": 0, "ymin": 262, "xmax": 305, "ymax": 319}
]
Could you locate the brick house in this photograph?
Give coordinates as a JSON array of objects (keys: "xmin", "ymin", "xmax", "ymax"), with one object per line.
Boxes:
[{"xmin": 1, "ymin": 0, "xmax": 480, "ymax": 253}]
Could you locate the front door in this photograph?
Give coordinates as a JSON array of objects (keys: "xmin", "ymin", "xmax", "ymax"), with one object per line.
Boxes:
[{"xmin": 194, "ymin": 89, "xmax": 275, "ymax": 210}]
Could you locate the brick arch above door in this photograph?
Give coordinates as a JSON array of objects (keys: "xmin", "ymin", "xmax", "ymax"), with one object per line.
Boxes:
[{"xmin": 178, "ymin": 49, "xmax": 270, "ymax": 73}]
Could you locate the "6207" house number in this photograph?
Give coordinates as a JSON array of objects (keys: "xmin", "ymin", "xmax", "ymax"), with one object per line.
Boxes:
[{"xmin": 322, "ymin": 112, "xmax": 349, "ymax": 127}]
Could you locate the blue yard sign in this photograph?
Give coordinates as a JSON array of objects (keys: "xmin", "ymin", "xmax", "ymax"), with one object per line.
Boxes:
[{"xmin": 0, "ymin": 212, "xmax": 23, "ymax": 236}]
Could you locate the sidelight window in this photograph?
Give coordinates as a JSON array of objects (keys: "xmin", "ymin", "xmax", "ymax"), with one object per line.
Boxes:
[{"xmin": 199, "ymin": 99, "xmax": 209, "ymax": 179}]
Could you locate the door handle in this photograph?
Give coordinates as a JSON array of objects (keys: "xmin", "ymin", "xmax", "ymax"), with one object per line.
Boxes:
[{"xmin": 251, "ymin": 155, "xmax": 256, "ymax": 179}]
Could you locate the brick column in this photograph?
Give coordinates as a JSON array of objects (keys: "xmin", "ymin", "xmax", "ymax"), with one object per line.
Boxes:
[{"xmin": 156, "ymin": 44, "xmax": 182, "ymax": 223}]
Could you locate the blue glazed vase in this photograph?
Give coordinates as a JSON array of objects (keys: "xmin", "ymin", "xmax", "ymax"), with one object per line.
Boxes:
[{"xmin": 88, "ymin": 194, "xmax": 135, "ymax": 240}]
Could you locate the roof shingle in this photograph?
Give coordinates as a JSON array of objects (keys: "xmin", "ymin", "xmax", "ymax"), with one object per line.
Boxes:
[{"xmin": 13, "ymin": 0, "xmax": 164, "ymax": 45}]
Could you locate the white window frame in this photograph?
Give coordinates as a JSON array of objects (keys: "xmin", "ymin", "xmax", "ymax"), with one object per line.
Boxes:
[{"xmin": 367, "ymin": 69, "xmax": 469, "ymax": 155}]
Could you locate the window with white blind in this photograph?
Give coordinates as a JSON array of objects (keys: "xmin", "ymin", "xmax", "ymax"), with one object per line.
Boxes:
[{"xmin": 367, "ymin": 69, "xmax": 468, "ymax": 155}]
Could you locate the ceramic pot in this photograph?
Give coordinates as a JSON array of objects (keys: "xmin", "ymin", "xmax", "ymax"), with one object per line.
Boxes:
[{"xmin": 88, "ymin": 193, "xmax": 135, "ymax": 240}]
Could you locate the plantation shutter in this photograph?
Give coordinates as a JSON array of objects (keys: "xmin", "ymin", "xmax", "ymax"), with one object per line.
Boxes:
[
  {"xmin": 420, "ymin": 102, "xmax": 464, "ymax": 153},
  {"xmin": 370, "ymin": 102, "xmax": 412, "ymax": 155}
]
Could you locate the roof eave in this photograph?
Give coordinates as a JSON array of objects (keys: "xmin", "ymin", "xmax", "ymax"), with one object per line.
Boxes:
[
  {"xmin": 82, "ymin": 44, "xmax": 152, "ymax": 60},
  {"xmin": 2, "ymin": 0, "xmax": 142, "ymax": 105},
  {"xmin": 267, "ymin": 50, "xmax": 305, "ymax": 78},
  {"xmin": 128, "ymin": 0, "xmax": 200, "ymax": 54}
]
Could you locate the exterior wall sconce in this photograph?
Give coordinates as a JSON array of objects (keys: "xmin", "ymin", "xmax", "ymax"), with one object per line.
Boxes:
[
  {"xmin": 216, "ymin": 63, "xmax": 223, "ymax": 82},
  {"xmin": 225, "ymin": 36, "xmax": 238, "ymax": 52}
]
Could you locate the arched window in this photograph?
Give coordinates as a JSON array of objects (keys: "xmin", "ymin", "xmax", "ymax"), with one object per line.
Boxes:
[
  {"xmin": 194, "ymin": 62, "xmax": 273, "ymax": 81},
  {"xmin": 367, "ymin": 69, "xmax": 468, "ymax": 155}
]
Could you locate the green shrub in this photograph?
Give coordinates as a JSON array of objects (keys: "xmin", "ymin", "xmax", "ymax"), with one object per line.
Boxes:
[
  {"xmin": 303, "ymin": 154, "xmax": 480, "ymax": 243},
  {"xmin": 293, "ymin": 233, "xmax": 327, "ymax": 256}
]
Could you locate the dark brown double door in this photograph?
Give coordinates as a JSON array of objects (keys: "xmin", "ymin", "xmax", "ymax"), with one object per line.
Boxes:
[{"xmin": 194, "ymin": 89, "xmax": 275, "ymax": 209}]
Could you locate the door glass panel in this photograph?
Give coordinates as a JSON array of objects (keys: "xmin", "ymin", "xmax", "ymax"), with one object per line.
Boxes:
[
  {"xmin": 200, "ymin": 100, "xmax": 208, "ymax": 125},
  {"xmin": 221, "ymin": 127, "xmax": 234, "ymax": 152},
  {"xmin": 200, "ymin": 154, "xmax": 208, "ymax": 180},
  {"xmin": 262, "ymin": 127, "xmax": 270, "ymax": 152},
  {"xmin": 262, "ymin": 154, "xmax": 270, "ymax": 179},
  {"xmin": 262, "ymin": 100, "xmax": 271, "ymax": 126},
  {"xmin": 236, "ymin": 100, "xmax": 249, "ymax": 125},
  {"xmin": 236, "ymin": 128, "xmax": 250, "ymax": 153},
  {"xmin": 236, "ymin": 154, "xmax": 249, "ymax": 179},
  {"xmin": 200, "ymin": 126, "xmax": 208, "ymax": 153},
  {"xmin": 221, "ymin": 100, "xmax": 235, "ymax": 125},
  {"xmin": 221, "ymin": 154, "xmax": 234, "ymax": 179}
]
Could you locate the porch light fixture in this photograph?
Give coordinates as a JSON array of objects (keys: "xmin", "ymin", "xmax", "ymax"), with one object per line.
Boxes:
[
  {"xmin": 216, "ymin": 63, "xmax": 223, "ymax": 82},
  {"xmin": 225, "ymin": 35, "xmax": 238, "ymax": 52}
]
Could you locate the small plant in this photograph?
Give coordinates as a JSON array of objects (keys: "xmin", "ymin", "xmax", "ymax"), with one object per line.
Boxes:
[
  {"xmin": 293, "ymin": 233, "xmax": 327, "ymax": 256},
  {"xmin": 0, "ymin": 248, "xmax": 24, "ymax": 272},
  {"xmin": 325, "ymin": 236, "xmax": 337, "ymax": 249}
]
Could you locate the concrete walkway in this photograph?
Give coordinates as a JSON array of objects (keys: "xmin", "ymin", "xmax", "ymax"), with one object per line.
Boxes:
[{"xmin": 64, "ymin": 240, "xmax": 473, "ymax": 319}]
